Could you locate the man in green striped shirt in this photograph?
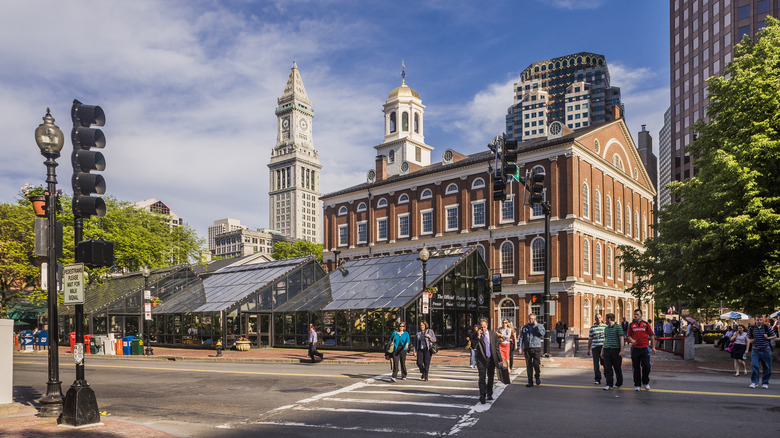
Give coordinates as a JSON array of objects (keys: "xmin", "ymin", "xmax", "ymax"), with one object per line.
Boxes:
[
  {"xmin": 600, "ymin": 313, "xmax": 625, "ymax": 390},
  {"xmin": 587, "ymin": 313, "xmax": 607, "ymax": 385}
]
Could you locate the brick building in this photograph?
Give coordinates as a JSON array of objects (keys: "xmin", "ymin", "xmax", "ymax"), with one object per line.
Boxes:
[{"xmin": 321, "ymin": 81, "xmax": 656, "ymax": 335}]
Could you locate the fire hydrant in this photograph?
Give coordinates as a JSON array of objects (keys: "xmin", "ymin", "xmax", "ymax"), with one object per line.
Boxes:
[{"xmin": 216, "ymin": 339, "xmax": 223, "ymax": 357}]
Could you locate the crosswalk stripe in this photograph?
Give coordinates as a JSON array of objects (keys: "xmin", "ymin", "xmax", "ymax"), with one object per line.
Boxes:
[
  {"xmin": 322, "ymin": 397, "xmax": 472, "ymax": 409},
  {"xmin": 370, "ymin": 383, "xmax": 478, "ymax": 391},
  {"xmin": 252, "ymin": 421, "xmax": 441, "ymax": 436},
  {"xmin": 350, "ymin": 390, "xmax": 476, "ymax": 399},
  {"xmin": 293, "ymin": 406, "xmax": 458, "ymax": 419}
]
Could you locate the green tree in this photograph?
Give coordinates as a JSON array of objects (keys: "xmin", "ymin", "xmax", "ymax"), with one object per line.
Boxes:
[
  {"xmin": 620, "ymin": 18, "xmax": 780, "ymax": 315},
  {"xmin": 271, "ymin": 240, "xmax": 324, "ymax": 263},
  {"xmin": 0, "ymin": 202, "xmax": 39, "ymax": 316}
]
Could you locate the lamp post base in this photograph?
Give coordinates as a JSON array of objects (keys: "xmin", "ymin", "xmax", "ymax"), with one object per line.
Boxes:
[
  {"xmin": 38, "ymin": 381, "xmax": 64, "ymax": 417},
  {"xmin": 145, "ymin": 346, "xmax": 154, "ymax": 356},
  {"xmin": 59, "ymin": 380, "xmax": 100, "ymax": 427}
]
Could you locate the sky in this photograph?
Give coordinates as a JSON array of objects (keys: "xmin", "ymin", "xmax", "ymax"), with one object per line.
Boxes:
[{"xmin": 0, "ymin": 0, "xmax": 670, "ymax": 243}]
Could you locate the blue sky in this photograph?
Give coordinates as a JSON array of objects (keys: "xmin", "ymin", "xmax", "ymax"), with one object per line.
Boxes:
[{"xmin": 0, "ymin": 0, "xmax": 670, "ymax": 243}]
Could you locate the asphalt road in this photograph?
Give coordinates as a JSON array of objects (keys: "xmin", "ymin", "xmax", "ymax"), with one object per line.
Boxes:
[{"xmin": 13, "ymin": 356, "xmax": 780, "ymax": 437}]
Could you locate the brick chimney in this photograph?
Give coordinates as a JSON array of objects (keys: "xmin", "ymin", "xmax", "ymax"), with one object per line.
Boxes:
[
  {"xmin": 611, "ymin": 104, "xmax": 622, "ymax": 120},
  {"xmin": 375, "ymin": 155, "xmax": 387, "ymax": 181}
]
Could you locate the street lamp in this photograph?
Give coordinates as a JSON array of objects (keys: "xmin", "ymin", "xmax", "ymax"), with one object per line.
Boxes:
[
  {"xmin": 142, "ymin": 267, "xmax": 153, "ymax": 356},
  {"xmin": 35, "ymin": 109, "xmax": 65, "ymax": 418},
  {"xmin": 419, "ymin": 246, "xmax": 430, "ymax": 288}
]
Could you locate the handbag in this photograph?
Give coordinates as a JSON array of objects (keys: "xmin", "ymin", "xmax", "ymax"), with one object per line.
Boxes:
[
  {"xmin": 429, "ymin": 342, "xmax": 439, "ymax": 355},
  {"xmin": 386, "ymin": 333, "xmax": 396, "ymax": 354}
]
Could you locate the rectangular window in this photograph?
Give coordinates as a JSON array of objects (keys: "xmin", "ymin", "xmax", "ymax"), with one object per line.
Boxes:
[
  {"xmin": 737, "ymin": 4, "xmax": 750, "ymax": 20},
  {"xmin": 415, "ymin": 147, "xmax": 422, "ymax": 162},
  {"xmin": 472, "ymin": 201, "xmax": 485, "ymax": 227},
  {"xmin": 398, "ymin": 214, "xmax": 410, "ymax": 238},
  {"xmin": 357, "ymin": 221, "xmax": 367, "ymax": 244},
  {"xmin": 501, "ymin": 197, "xmax": 514, "ymax": 222},
  {"xmin": 445, "ymin": 206, "xmax": 459, "ymax": 231},
  {"xmin": 338, "ymin": 225, "xmax": 348, "ymax": 247},
  {"xmin": 757, "ymin": 0, "xmax": 770, "ymax": 14},
  {"xmin": 377, "ymin": 218, "xmax": 387, "ymax": 241},
  {"xmin": 738, "ymin": 25, "xmax": 750, "ymax": 40},
  {"xmin": 421, "ymin": 210, "xmax": 433, "ymax": 234}
]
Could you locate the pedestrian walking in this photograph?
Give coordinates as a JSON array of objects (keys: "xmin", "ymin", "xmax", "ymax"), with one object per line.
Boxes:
[
  {"xmin": 389, "ymin": 322, "xmax": 410, "ymax": 382},
  {"xmin": 621, "ymin": 317, "xmax": 629, "ymax": 343},
  {"xmin": 468, "ymin": 324, "xmax": 479, "ymax": 368},
  {"xmin": 519, "ymin": 313, "xmax": 545, "ymax": 387},
  {"xmin": 498, "ymin": 319, "xmax": 514, "ymax": 371},
  {"xmin": 475, "ymin": 317, "xmax": 503, "ymax": 404},
  {"xmin": 587, "ymin": 313, "xmax": 606, "ymax": 385},
  {"xmin": 626, "ymin": 308, "xmax": 655, "ymax": 391},
  {"xmin": 601, "ymin": 313, "xmax": 625, "ymax": 390},
  {"xmin": 414, "ymin": 321, "xmax": 436, "ymax": 381},
  {"xmin": 554, "ymin": 321, "xmax": 564, "ymax": 348},
  {"xmin": 308, "ymin": 324, "xmax": 323, "ymax": 363},
  {"xmin": 748, "ymin": 314, "xmax": 776, "ymax": 389},
  {"xmin": 729, "ymin": 325, "xmax": 749, "ymax": 376}
]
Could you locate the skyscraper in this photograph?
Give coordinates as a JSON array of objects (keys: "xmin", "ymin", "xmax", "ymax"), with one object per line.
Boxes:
[
  {"xmin": 268, "ymin": 62, "xmax": 322, "ymax": 243},
  {"xmin": 506, "ymin": 52, "xmax": 622, "ymax": 142},
  {"xmin": 669, "ymin": 0, "xmax": 780, "ymax": 193},
  {"xmin": 658, "ymin": 107, "xmax": 672, "ymax": 207}
]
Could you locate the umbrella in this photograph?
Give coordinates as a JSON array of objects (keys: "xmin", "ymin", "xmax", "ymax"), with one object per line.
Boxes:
[
  {"xmin": 720, "ymin": 311, "xmax": 750, "ymax": 320},
  {"xmin": 684, "ymin": 317, "xmax": 699, "ymax": 328},
  {"xmin": 768, "ymin": 310, "xmax": 780, "ymax": 319}
]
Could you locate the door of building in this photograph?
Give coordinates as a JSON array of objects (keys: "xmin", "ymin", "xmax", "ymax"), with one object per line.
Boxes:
[{"xmin": 258, "ymin": 313, "xmax": 271, "ymax": 347}]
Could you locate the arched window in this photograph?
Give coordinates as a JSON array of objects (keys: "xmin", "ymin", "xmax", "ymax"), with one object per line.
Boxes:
[
  {"xmin": 445, "ymin": 183, "xmax": 458, "ymax": 195},
  {"xmin": 499, "ymin": 299, "xmax": 517, "ymax": 328},
  {"xmin": 595, "ymin": 299, "xmax": 603, "ymax": 318},
  {"xmin": 612, "ymin": 154, "xmax": 624, "ymax": 172},
  {"xmin": 594, "ymin": 189, "xmax": 602, "ymax": 223},
  {"xmin": 471, "ymin": 178, "xmax": 485, "ymax": 189},
  {"xmin": 635, "ymin": 211, "xmax": 640, "ymax": 239},
  {"xmin": 605, "ymin": 195, "xmax": 613, "ymax": 228},
  {"xmin": 616, "ymin": 300, "xmax": 623, "ymax": 321},
  {"xmin": 531, "ymin": 237, "xmax": 545, "ymax": 273},
  {"xmin": 582, "ymin": 182, "xmax": 590, "ymax": 219},
  {"xmin": 338, "ymin": 206, "xmax": 348, "ymax": 216},
  {"xmin": 606, "ymin": 246, "xmax": 613, "ymax": 279},
  {"xmin": 356, "ymin": 202, "xmax": 367, "ymax": 212},
  {"xmin": 616, "ymin": 200, "xmax": 623, "ymax": 232},
  {"xmin": 595, "ymin": 242, "xmax": 603, "ymax": 277},
  {"xmin": 532, "ymin": 166, "xmax": 546, "ymax": 216},
  {"xmin": 626, "ymin": 205, "xmax": 632, "ymax": 236},
  {"xmin": 583, "ymin": 299, "xmax": 591, "ymax": 329},
  {"xmin": 402, "ymin": 112, "xmax": 409, "ymax": 131},
  {"xmin": 398, "ymin": 193, "xmax": 409, "ymax": 204},
  {"xmin": 583, "ymin": 239, "xmax": 591, "ymax": 275},
  {"xmin": 420, "ymin": 189, "xmax": 432, "ymax": 200},
  {"xmin": 475, "ymin": 244, "xmax": 485, "ymax": 261},
  {"xmin": 388, "ymin": 149, "xmax": 395, "ymax": 164},
  {"xmin": 617, "ymin": 250, "xmax": 624, "ymax": 281},
  {"xmin": 501, "ymin": 241, "xmax": 514, "ymax": 275},
  {"xmin": 377, "ymin": 198, "xmax": 388, "ymax": 208},
  {"xmin": 642, "ymin": 214, "xmax": 648, "ymax": 241},
  {"xmin": 414, "ymin": 113, "xmax": 419, "ymax": 133},
  {"xmin": 389, "ymin": 112, "xmax": 397, "ymax": 133},
  {"xmin": 607, "ymin": 300, "xmax": 614, "ymax": 315}
]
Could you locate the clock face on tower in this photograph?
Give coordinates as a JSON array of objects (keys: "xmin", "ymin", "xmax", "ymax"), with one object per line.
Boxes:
[
  {"xmin": 299, "ymin": 119, "xmax": 308, "ymax": 130},
  {"xmin": 282, "ymin": 118, "xmax": 290, "ymax": 130}
]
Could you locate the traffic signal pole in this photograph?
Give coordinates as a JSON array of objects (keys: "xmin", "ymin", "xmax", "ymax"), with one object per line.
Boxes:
[{"xmin": 542, "ymin": 200, "xmax": 552, "ymax": 357}]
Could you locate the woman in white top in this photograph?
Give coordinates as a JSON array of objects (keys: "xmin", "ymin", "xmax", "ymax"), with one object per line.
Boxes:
[
  {"xmin": 498, "ymin": 319, "xmax": 514, "ymax": 371},
  {"xmin": 729, "ymin": 325, "xmax": 749, "ymax": 376}
]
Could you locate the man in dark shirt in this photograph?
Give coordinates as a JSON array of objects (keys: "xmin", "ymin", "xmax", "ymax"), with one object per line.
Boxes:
[
  {"xmin": 475, "ymin": 317, "xmax": 503, "ymax": 404},
  {"xmin": 748, "ymin": 314, "xmax": 777, "ymax": 389}
]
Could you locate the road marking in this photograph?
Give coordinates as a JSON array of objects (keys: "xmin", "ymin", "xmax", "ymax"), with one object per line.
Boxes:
[
  {"xmin": 370, "ymin": 383, "xmax": 475, "ymax": 391},
  {"xmin": 351, "ymin": 390, "xmax": 476, "ymax": 399},
  {"xmin": 293, "ymin": 406, "xmax": 458, "ymax": 419},
  {"xmin": 322, "ymin": 397, "xmax": 472, "ymax": 409},
  {"xmin": 532, "ymin": 382, "xmax": 780, "ymax": 398},
  {"xmin": 252, "ymin": 421, "xmax": 440, "ymax": 436}
]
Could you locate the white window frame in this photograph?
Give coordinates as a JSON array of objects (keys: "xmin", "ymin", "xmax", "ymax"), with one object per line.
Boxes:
[
  {"xmin": 445, "ymin": 183, "xmax": 458, "ymax": 195},
  {"xmin": 605, "ymin": 194, "xmax": 613, "ymax": 228},
  {"xmin": 583, "ymin": 298, "xmax": 591, "ymax": 329},
  {"xmin": 445, "ymin": 204, "xmax": 459, "ymax": 231},
  {"xmin": 376, "ymin": 217, "xmax": 388, "ymax": 241},
  {"xmin": 635, "ymin": 210, "xmax": 640, "ymax": 239},
  {"xmin": 501, "ymin": 194, "xmax": 515, "ymax": 224},
  {"xmin": 356, "ymin": 202, "xmax": 367, "ymax": 212},
  {"xmin": 397, "ymin": 213, "xmax": 410, "ymax": 238},
  {"xmin": 642, "ymin": 214, "xmax": 648, "ymax": 241},
  {"xmin": 606, "ymin": 246, "xmax": 614, "ymax": 279},
  {"xmin": 377, "ymin": 198, "xmax": 388, "ymax": 208},
  {"xmin": 531, "ymin": 237, "xmax": 545, "ymax": 275},
  {"xmin": 471, "ymin": 178, "xmax": 485, "ymax": 189},
  {"xmin": 475, "ymin": 244, "xmax": 486, "ymax": 261},
  {"xmin": 582, "ymin": 182, "xmax": 590, "ymax": 219},
  {"xmin": 626, "ymin": 205, "xmax": 632, "ymax": 237},
  {"xmin": 357, "ymin": 220, "xmax": 367, "ymax": 244},
  {"xmin": 616, "ymin": 200, "xmax": 623, "ymax": 232},
  {"xmin": 420, "ymin": 189, "xmax": 433, "ymax": 200},
  {"xmin": 500, "ymin": 240, "xmax": 514, "ymax": 276},
  {"xmin": 338, "ymin": 206, "xmax": 348, "ymax": 216},
  {"xmin": 420, "ymin": 209, "xmax": 433, "ymax": 235},
  {"xmin": 398, "ymin": 193, "xmax": 409, "ymax": 204},
  {"xmin": 338, "ymin": 224, "xmax": 348, "ymax": 247},
  {"xmin": 499, "ymin": 298, "xmax": 518, "ymax": 328},
  {"xmin": 583, "ymin": 238, "xmax": 591, "ymax": 275},
  {"xmin": 595, "ymin": 242, "xmax": 602, "ymax": 278},
  {"xmin": 471, "ymin": 200, "xmax": 486, "ymax": 228},
  {"xmin": 594, "ymin": 189, "xmax": 602, "ymax": 224}
]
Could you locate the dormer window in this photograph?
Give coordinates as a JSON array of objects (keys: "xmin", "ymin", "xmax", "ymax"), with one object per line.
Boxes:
[
  {"xmin": 338, "ymin": 206, "xmax": 348, "ymax": 216},
  {"xmin": 420, "ymin": 189, "xmax": 433, "ymax": 200},
  {"xmin": 414, "ymin": 113, "xmax": 419, "ymax": 133},
  {"xmin": 402, "ymin": 112, "xmax": 409, "ymax": 131},
  {"xmin": 389, "ymin": 112, "xmax": 397, "ymax": 133},
  {"xmin": 398, "ymin": 193, "xmax": 409, "ymax": 204},
  {"xmin": 445, "ymin": 183, "xmax": 458, "ymax": 195},
  {"xmin": 377, "ymin": 198, "xmax": 388, "ymax": 208},
  {"xmin": 357, "ymin": 202, "xmax": 367, "ymax": 212},
  {"xmin": 388, "ymin": 149, "xmax": 395, "ymax": 163}
]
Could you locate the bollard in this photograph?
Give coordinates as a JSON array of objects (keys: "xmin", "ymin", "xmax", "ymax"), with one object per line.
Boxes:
[{"xmin": 216, "ymin": 339, "xmax": 223, "ymax": 357}]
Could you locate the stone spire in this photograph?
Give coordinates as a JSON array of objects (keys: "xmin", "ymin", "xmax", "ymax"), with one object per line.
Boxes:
[{"xmin": 278, "ymin": 61, "xmax": 311, "ymax": 106}]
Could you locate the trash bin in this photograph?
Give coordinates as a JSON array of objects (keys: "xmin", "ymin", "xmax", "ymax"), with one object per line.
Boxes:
[
  {"xmin": 131, "ymin": 336, "xmax": 144, "ymax": 355},
  {"xmin": 122, "ymin": 336, "xmax": 134, "ymax": 355}
]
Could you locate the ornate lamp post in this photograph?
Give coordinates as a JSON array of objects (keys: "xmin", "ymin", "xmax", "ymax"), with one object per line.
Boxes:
[
  {"xmin": 419, "ymin": 246, "xmax": 430, "ymax": 288},
  {"xmin": 142, "ymin": 267, "xmax": 153, "ymax": 355},
  {"xmin": 35, "ymin": 109, "xmax": 65, "ymax": 417}
]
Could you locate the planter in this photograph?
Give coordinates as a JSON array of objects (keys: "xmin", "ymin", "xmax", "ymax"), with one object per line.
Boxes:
[
  {"xmin": 30, "ymin": 196, "xmax": 47, "ymax": 217},
  {"xmin": 151, "ymin": 302, "xmax": 159, "ymax": 308},
  {"xmin": 235, "ymin": 340, "xmax": 251, "ymax": 351}
]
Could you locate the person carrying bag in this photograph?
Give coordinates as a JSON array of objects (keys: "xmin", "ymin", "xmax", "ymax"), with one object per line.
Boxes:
[{"xmin": 414, "ymin": 321, "xmax": 437, "ymax": 381}]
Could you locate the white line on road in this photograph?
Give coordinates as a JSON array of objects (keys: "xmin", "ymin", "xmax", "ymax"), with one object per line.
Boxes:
[
  {"xmin": 293, "ymin": 406, "xmax": 458, "ymax": 419},
  {"xmin": 370, "ymin": 383, "xmax": 476, "ymax": 391},
  {"xmin": 350, "ymin": 390, "xmax": 476, "ymax": 399},
  {"xmin": 252, "ymin": 421, "xmax": 441, "ymax": 436},
  {"xmin": 322, "ymin": 397, "xmax": 472, "ymax": 409}
]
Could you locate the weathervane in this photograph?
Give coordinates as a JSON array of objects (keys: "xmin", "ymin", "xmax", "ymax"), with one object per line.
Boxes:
[{"xmin": 401, "ymin": 60, "xmax": 406, "ymax": 84}]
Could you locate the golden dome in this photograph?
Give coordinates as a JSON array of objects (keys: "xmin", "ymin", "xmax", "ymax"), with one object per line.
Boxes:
[{"xmin": 388, "ymin": 83, "xmax": 420, "ymax": 100}]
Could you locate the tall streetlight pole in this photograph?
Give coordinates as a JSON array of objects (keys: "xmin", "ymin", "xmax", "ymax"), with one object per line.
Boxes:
[
  {"xmin": 35, "ymin": 109, "xmax": 65, "ymax": 418},
  {"xmin": 142, "ymin": 267, "xmax": 153, "ymax": 355},
  {"xmin": 419, "ymin": 246, "xmax": 430, "ymax": 327}
]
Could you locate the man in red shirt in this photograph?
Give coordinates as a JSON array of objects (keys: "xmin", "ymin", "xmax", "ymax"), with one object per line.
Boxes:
[{"xmin": 626, "ymin": 308, "xmax": 656, "ymax": 391}]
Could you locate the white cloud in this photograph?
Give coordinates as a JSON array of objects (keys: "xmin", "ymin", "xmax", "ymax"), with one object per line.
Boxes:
[{"xmin": 542, "ymin": 0, "xmax": 605, "ymax": 10}]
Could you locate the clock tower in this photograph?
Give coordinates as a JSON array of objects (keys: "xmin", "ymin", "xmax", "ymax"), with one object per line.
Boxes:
[{"xmin": 268, "ymin": 62, "xmax": 322, "ymax": 243}]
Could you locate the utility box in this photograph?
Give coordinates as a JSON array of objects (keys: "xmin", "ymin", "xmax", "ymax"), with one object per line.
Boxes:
[{"xmin": 1, "ymin": 319, "xmax": 13, "ymax": 405}]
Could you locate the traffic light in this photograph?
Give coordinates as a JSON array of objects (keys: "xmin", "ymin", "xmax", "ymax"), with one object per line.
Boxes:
[
  {"xmin": 529, "ymin": 170, "xmax": 545, "ymax": 204},
  {"xmin": 71, "ymin": 100, "xmax": 106, "ymax": 218},
  {"xmin": 77, "ymin": 239, "xmax": 114, "ymax": 268},
  {"xmin": 493, "ymin": 172, "xmax": 506, "ymax": 201},
  {"xmin": 530, "ymin": 294, "xmax": 541, "ymax": 305},
  {"xmin": 492, "ymin": 273, "xmax": 502, "ymax": 293},
  {"xmin": 502, "ymin": 139, "xmax": 519, "ymax": 180}
]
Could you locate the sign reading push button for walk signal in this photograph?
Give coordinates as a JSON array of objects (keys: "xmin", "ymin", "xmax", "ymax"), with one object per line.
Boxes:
[{"xmin": 63, "ymin": 263, "xmax": 85, "ymax": 305}]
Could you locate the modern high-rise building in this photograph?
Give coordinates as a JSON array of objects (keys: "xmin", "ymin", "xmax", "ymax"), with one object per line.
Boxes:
[
  {"xmin": 636, "ymin": 125, "xmax": 659, "ymax": 236},
  {"xmin": 658, "ymin": 107, "xmax": 672, "ymax": 207},
  {"xmin": 208, "ymin": 218, "xmax": 247, "ymax": 252},
  {"xmin": 268, "ymin": 62, "xmax": 322, "ymax": 243},
  {"xmin": 669, "ymin": 0, "xmax": 780, "ymax": 189},
  {"xmin": 506, "ymin": 52, "xmax": 623, "ymax": 142}
]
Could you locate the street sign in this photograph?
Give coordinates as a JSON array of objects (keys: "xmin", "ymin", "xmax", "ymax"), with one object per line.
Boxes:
[
  {"xmin": 144, "ymin": 290, "xmax": 151, "ymax": 299},
  {"xmin": 422, "ymin": 291, "xmax": 429, "ymax": 314},
  {"xmin": 144, "ymin": 303, "xmax": 152, "ymax": 321},
  {"xmin": 63, "ymin": 263, "xmax": 85, "ymax": 305}
]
